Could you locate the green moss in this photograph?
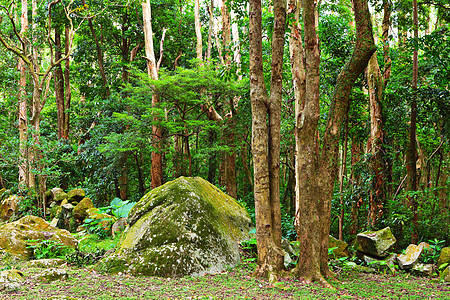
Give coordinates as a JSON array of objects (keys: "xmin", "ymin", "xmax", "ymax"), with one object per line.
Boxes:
[{"xmin": 98, "ymin": 177, "xmax": 251, "ymax": 277}]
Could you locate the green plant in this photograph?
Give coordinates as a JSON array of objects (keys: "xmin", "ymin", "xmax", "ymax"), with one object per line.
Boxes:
[
  {"xmin": 83, "ymin": 217, "xmax": 113, "ymax": 239},
  {"xmin": 65, "ymin": 249, "xmax": 106, "ymax": 267},
  {"xmin": 421, "ymin": 239, "xmax": 446, "ymax": 264},
  {"xmin": 26, "ymin": 239, "xmax": 72, "ymax": 260}
]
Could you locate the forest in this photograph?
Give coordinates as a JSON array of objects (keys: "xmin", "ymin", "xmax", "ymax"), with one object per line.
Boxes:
[{"xmin": 0, "ymin": 0, "xmax": 449, "ymax": 289}]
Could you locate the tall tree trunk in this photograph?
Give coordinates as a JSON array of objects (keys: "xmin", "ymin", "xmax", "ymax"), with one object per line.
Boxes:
[
  {"xmin": 63, "ymin": 26, "xmax": 71, "ymax": 140},
  {"xmin": 407, "ymin": 0, "xmax": 419, "ymax": 244},
  {"xmin": 55, "ymin": 29, "xmax": 65, "ymax": 140},
  {"xmin": 367, "ymin": 52, "xmax": 385, "ymax": 227},
  {"xmin": 206, "ymin": 0, "xmax": 214, "ymax": 60},
  {"xmin": 18, "ymin": 0, "xmax": 29, "ymax": 191},
  {"xmin": 142, "ymin": 0, "xmax": 163, "ymax": 189},
  {"xmin": 293, "ymin": 0, "xmax": 375, "ymax": 285},
  {"xmin": 221, "ymin": 0, "xmax": 231, "ymax": 64},
  {"xmin": 194, "ymin": 0, "xmax": 203, "ymax": 61},
  {"xmin": 339, "ymin": 118, "xmax": 348, "ymax": 240},
  {"xmin": 249, "ymin": 0, "xmax": 286, "ymax": 279}
]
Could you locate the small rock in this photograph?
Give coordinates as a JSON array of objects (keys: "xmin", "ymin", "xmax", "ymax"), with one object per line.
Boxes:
[
  {"xmin": 0, "ymin": 195, "xmax": 19, "ymax": 222},
  {"xmin": 36, "ymin": 268, "xmax": 68, "ymax": 282},
  {"xmin": 344, "ymin": 262, "xmax": 376, "ymax": 273},
  {"xmin": 361, "ymin": 253, "xmax": 397, "ymax": 273},
  {"xmin": 328, "ymin": 235, "xmax": 350, "ymax": 259},
  {"xmin": 51, "ymin": 188, "xmax": 67, "ymax": 203},
  {"xmin": 437, "ymin": 247, "xmax": 450, "ymax": 269},
  {"xmin": 412, "ymin": 263, "xmax": 434, "ymax": 277},
  {"xmin": 440, "ymin": 265, "xmax": 450, "ymax": 282},
  {"xmin": 0, "ymin": 269, "xmax": 24, "ymax": 292},
  {"xmin": 28, "ymin": 258, "xmax": 66, "ymax": 268},
  {"xmin": 111, "ymin": 217, "xmax": 128, "ymax": 238}
]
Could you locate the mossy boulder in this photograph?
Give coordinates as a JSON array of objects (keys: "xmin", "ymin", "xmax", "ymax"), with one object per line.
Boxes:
[
  {"xmin": 0, "ymin": 215, "xmax": 78, "ymax": 260},
  {"xmin": 437, "ymin": 247, "xmax": 450, "ymax": 269},
  {"xmin": 50, "ymin": 188, "xmax": 67, "ymax": 203},
  {"xmin": 328, "ymin": 235, "xmax": 350, "ymax": 259},
  {"xmin": 56, "ymin": 204, "xmax": 79, "ymax": 233},
  {"xmin": 67, "ymin": 188, "xmax": 85, "ymax": 203},
  {"xmin": 0, "ymin": 195, "xmax": 19, "ymax": 222},
  {"xmin": 73, "ymin": 198, "xmax": 94, "ymax": 221},
  {"xmin": 0, "ymin": 269, "xmax": 24, "ymax": 292},
  {"xmin": 97, "ymin": 177, "xmax": 252, "ymax": 277},
  {"xmin": 397, "ymin": 243, "xmax": 428, "ymax": 270},
  {"xmin": 441, "ymin": 265, "xmax": 450, "ymax": 282},
  {"xmin": 36, "ymin": 268, "xmax": 68, "ymax": 282},
  {"xmin": 354, "ymin": 227, "xmax": 396, "ymax": 258}
]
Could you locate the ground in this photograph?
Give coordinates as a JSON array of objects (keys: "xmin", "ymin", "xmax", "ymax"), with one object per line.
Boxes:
[{"xmin": 1, "ymin": 261, "xmax": 448, "ymax": 299}]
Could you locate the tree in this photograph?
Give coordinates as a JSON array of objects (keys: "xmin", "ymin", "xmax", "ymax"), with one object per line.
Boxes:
[
  {"xmin": 0, "ymin": 0, "xmax": 79, "ymax": 201},
  {"xmin": 249, "ymin": 0, "xmax": 286, "ymax": 278},
  {"xmin": 292, "ymin": 0, "xmax": 376, "ymax": 285}
]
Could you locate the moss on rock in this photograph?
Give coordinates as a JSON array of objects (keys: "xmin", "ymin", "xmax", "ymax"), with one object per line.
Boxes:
[
  {"xmin": 73, "ymin": 197, "xmax": 94, "ymax": 221},
  {"xmin": 97, "ymin": 177, "xmax": 251, "ymax": 277},
  {"xmin": 354, "ymin": 227, "xmax": 396, "ymax": 258},
  {"xmin": 0, "ymin": 215, "xmax": 78, "ymax": 260}
]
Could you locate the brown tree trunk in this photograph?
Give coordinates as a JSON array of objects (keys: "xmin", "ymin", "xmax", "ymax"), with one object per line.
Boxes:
[
  {"xmin": 63, "ymin": 26, "xmax": 71, "ymax": 140},
  {"xmin": 350, "ymin": 141, "xmax": 363, "ymax": 237},
  {"xmin": 18, "ymin": 0, "xmax": 29, "ymax": 191},
  {"xmin": 55, "ymin": 29, "xmax": 65, "ymax": 140},
  {"xmin": 293, "ymin": 0, "xmax": 375, "ymax": 285},
  {"xmin": 194, "ymin": 0, "xmax": 203, "ymax": 61},
  {"xmin": 367, "ymin": 52, "xmax": 385, "ymax": 227},
  {"xmin": 142, "ymin": 0, "xmax": 163, "ymax": 189},
  {"xmin": 206, "ymin": 0, "xmax": 214, "ymax": 60},
  {"xmin": 221, "ymin": 0, "xmax": 231, "ymax": 64},
  {"xmin": 249, "ymin": 0, "xmax": 286, "ymax": 279},
  {"xmin": 407, "ymin": 0, "xmax": 419, "ymax": 245}
]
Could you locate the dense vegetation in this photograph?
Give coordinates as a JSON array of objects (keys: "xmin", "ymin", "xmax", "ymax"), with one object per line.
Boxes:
[{"xmin": 0, "ymin": 0, "xmax": 448, "ymax": 283}]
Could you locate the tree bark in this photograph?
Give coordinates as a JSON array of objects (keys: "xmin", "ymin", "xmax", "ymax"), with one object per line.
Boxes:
[
  {"xmin": 367, "ymin": 52, "xmax": 385, "ymax": 227},
  {"xmin": 18, "ymin": 0, "xmax": 29, "ymax": 191},
  {"xmin": 142, "ymin": 0, "xmax": 163, "ymax": 189},
  {"xmin": 249, "ymin": 0, "xmax": 286, "ymax": 279},
  {"xmin": 194, "ymin": 0, "xmax": 203, "ymax": 61},
  {"xmin": 407, "ymin": 0, "xmax": 419, "ymax": 244},
  {"xmin": 293, "ymin": 0, "xmax": 376, "ymax": 285},
  {"xmin": 55, "ymin": 29, "xmax": 65, "ymax": 140}
]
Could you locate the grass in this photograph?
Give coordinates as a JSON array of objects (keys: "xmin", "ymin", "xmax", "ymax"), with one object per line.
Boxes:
[
  {"xmin": 1, "ymin": 260, "xmax": 449, "ymax": 300},
  {"xmin": 1, "ymin": 233, "xmax": 448, "ymax": 299}
]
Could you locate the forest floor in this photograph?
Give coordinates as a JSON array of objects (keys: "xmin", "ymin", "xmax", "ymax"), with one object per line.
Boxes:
[{"xmin": 1, "ymin": 261, "xmax": 449, "ymax": 300}]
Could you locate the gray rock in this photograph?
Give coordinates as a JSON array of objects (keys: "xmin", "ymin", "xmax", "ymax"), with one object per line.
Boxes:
[
  {"xmin": 97, "ymin": 177, "xmax": 252, "ymax": 277},
  {"xmin": 0, "ymin": 269, "xmax": 24, "ymax": 292},
  {"xmin": 28, "ymin": 258, "xmax": 66, "ymax": 268},
  {"xmin": 67, "ymin": 188, "xmax": 86, "ymax": 203},
  {"xmin": 361, "ymin": 253, "xmax": 397, "ymax": 273},
  {"xmin": 437, "ymin": 247, "xmax": 450, "ymax": 269},
  {"xmin": 397, "ymin": 243, "xmax": 426, "ymax": 270},
  {"xmin": 344, "ymin": 262, "xmax": 376, "ymax": 273},
  {"xmin": 56, "ymin": 204, "xmax": 78, "ymax": 233},
  {"xmin": 412, "ymin": 263, "xmax": 434, "ymax": 277},
  {"xmin": 111, "ymin": 217, "xmax": 128, "ymax": 238},
  {"xmin": 354, "ymin": 227, "xmax": 396, "ymax": 258},
  {"xmin": 36, "ymin": 268, "xmax": 68, "ymax": 282},
  {"xmin": 329, "ymin": 235, "xmax": 350, "ymax": 259}
]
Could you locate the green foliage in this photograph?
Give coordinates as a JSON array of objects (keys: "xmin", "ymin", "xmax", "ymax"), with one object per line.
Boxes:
[
  {"xmin": 26, "ymin": 239, "xmax": 72, "ymax": 260},
  {"xmin": 421, "ymin": 239, "xmax": 446, "ymax": 264}
]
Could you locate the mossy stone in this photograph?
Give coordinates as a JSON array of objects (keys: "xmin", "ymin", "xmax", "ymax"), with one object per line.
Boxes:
[
  {"xmin": 437, "ymin": 247, "xmax": 450, "ymax": 269},
  {"xmin": 67, "ymin": 188, "xmax": 85, "ymax": 203},
  {"xmin": 354, "ymin": 227, "xmax": 396, "ymax": 258},
  {"xmin": 328, "ymin": 235, "xmax": 350, "ymax": 259},
  {"xmin": 97, "ymin": 177, "xmax": 251, "ymax": 277},
  {"xmin": 73, "ymin": 197, "xmax": 94, "ymax": 221},
  {"xmin": 0, "ymin": 215, "xmax": 78, "ymax": 260}
]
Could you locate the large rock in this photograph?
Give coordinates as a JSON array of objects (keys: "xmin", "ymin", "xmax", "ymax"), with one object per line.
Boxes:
[
  {"xmin": 437, "ymin": 247, "xmax": 450, "ymax": 269},
  {"xmin": 67, "ymin": 188, "xmax": 86, "ymax": 203},
  {"xmin": 397, "ymin": 243, "xmax": 427, "ymax": 270},
  {"xmin": 50, "ymin": 188, "xmax": 67, "ymax": 203},
  {"xmin": 359, "ymin": 253, "xmax": 397, "ymax": 273},
  {"xmin": 56, "ymin": 203, "xmax": 78, "ymax": 233},
  {"xmin": 0, "ymin": 195, "xmax": 19, "ymax": 222},
  {"xmin": 328, "ymin": 235, "xmax": 350, "ymax": 259},
  {"xmin": 353, "ymin": 227, "xmax": 396, "ymax": 258},
  {"xmin": 0, "ymin": 269, "xmax": 24, "ymax": 292},
  {"xmin": 441, "ymin": 265, "xmax": 450, "ymax": 282},
  {"xmin": 97, "ymin": 177, "xmax": 252, "ymax": 277},
  {"xmin": 73, "ymin": 197, "xmax": 94, "ymax": 221},
  {"xmin": 0, "ymin": 215, "xmax": 78, "ymax": 260}
]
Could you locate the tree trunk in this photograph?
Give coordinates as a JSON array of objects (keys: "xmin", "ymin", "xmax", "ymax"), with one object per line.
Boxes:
[
  {"xmin": 195, "ymin": 0, "xmax": 203, "ymax": 61},
  {"xmin": 367, "ymin": 52, "xmax": 385, "ymax": 227},
  {"xmin": 63, "ymin": 26, "xmax": 71, "ymax": 140},
  {"xmin": 18, "ymin": 0, "xmax": 29, "ymax": 191},
  {"xmin": 206, "ymin": 0, "xmax": 213, "ymax": 60},
  {"xmin": 55, "ymin": 29, "xmax": 65, "ymax": 140},
  {"xmin": 293, "ymin": 0, "xmax": 375, "ymax": 285},
  {"xmin": 249, "ymin": 0, "xmax": 286, "ymax": 279},
  {"xmin": 221, "ymin": 0, "xmax": 231, "ymax": 64},
  {"xmin": 142, "ymin": 0, "xmax": 163, "ymax": 189}
]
